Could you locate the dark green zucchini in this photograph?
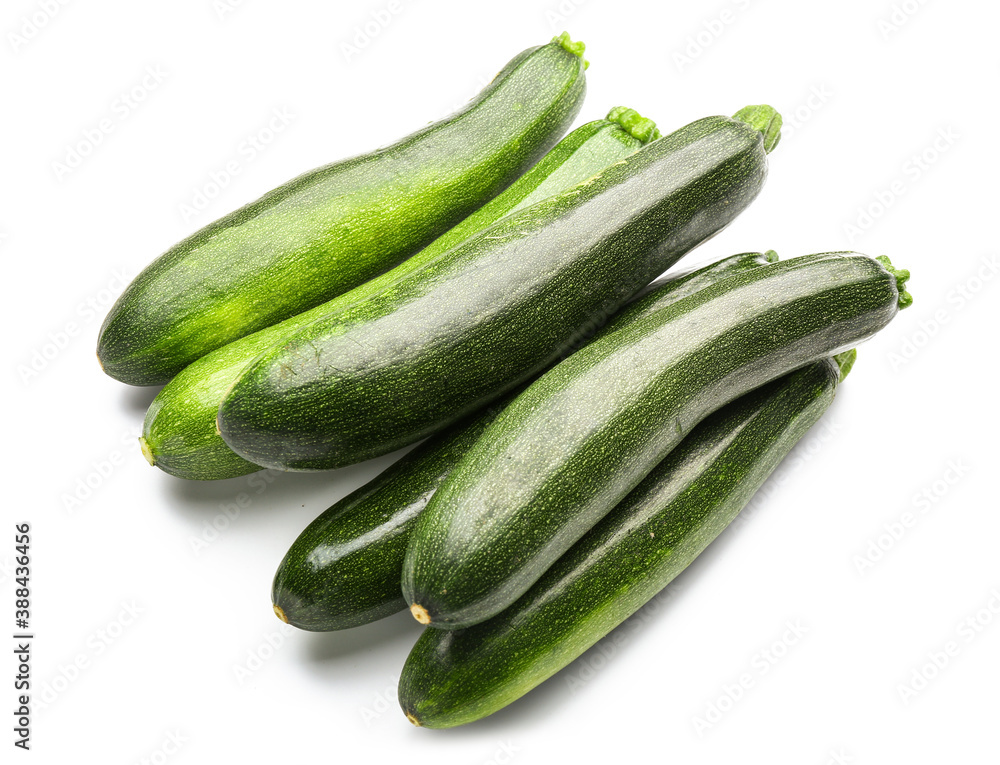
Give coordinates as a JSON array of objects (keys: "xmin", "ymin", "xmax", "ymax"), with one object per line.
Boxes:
[
  {"xmin": 272, "ymin": 396, "xmax": 514, "ymax": 631},
  {"xmin": 217, "ymin": 105, "xmax": 783, "ymax": 470},
  {"xmin": 402, "ymin": 253, "xmax": 911, "ymax": 628},
  {"xmin": 398, "ymin": 353, "xmax": 857, "ymax": 728},
  {"xmin": 271, "ymin": 251, "xmax": 776, "ymax": 631},
  {"xmin": 139, "ymin": 106, "xmax": 663, "ymax": 480},
  {"xmin": 98, "ymin": 34, "xmax": 588, "ymax": 385}
]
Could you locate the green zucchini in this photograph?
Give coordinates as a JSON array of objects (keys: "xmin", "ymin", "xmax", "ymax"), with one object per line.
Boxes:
[
  {"xmin": 141, "ymin": 106, "xmax": 662, "ymax": 480},
  {"xmin": 97, "ymin": 34, "xmax": 589, "ymax": 386},
  {"xmin": 402, "ymin": 253, "xmax": 911, "ymax": 628},
  {"xmin": 271, "ymin": 251, "xmax": 776, "ymax": 631},
  {"xmin": 272, "ymin": 395, "xmax": 514, "ymax": 631},
  {"xmin": 217, "ymin": 105, "xmax": 783, "ymax": 471},
  {"xmin": 398, "ymin": 352, "xmax": 856, "ymax": 728}
]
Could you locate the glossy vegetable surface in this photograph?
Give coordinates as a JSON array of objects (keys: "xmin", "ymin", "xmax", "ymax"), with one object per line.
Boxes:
[
  {"xmin": 218, "ymin": 106, "xmax": 782, "ymax": 471},
  {"xmin": 98, "ymin": 34, "xmax": 588, "ymax": 385},
  {"xmin": 399, "ymin": 353, "xmax": 854, "ymax": 728},
  {"xmin": 403, "ymin": 253, "xmax": 910, "ymax": 628},
  {"xmin": 271, "ymin": 251, "xmax": 775, "ymax": 630},
  {"xmin": 140, "ymin": 106, "xmax": 661, "ymax": 479}
]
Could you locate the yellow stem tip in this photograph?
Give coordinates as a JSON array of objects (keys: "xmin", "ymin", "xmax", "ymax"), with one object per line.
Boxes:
[
  {"xmin": 139, "ymin": 436, "xmax": 155, "ymax": 466},
  {"xmin": 410, "ymin": 604, "xmax": 431, "ymax": 625}
]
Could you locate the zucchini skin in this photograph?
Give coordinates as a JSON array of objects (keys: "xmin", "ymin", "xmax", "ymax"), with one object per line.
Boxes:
[
  {"xmin": 403, "ymin": 253, "xmax": 907, "ymax": 628},
  {"xmin": 97, "ymin": 37, "xmax": 588, "ymax": 386},
  {"xmin": 141, "ymin": 109, "xmax": 660, "ymax": 480},
  {"xmin": 272, "ymin": 397, "xmax": 512, "ymax": 631},
  {"xmin": 399, "ymin": 357, "xmax": 844, "ymax": 728},
  {"xmin": 271, "ymin": 251, "xmax": 775, "ymax": 631},
  {"xmin": 218, "ymin": 111, "xmax": 778, "ymax": 471}
]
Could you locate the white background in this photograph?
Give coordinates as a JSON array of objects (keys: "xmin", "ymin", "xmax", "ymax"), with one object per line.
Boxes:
[{"xmin": 5, "ymin": 0, "xmax": 998, "ymax": 762}]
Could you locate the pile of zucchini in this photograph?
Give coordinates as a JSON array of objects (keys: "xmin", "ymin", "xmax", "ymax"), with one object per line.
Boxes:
[{"xmin": 99, "ymin": 33, "xmax": 912, "ymax": 728}]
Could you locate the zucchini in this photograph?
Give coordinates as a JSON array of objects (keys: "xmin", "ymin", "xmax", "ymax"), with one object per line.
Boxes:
[
  {"xmin": 217, "ymin": 105, "xmax": 783, "ymax": 471},
  {"xmin": 402, "ymin": 253, "xmax": 911, "ymax": 628},
  {"xmin": 398, "ymin": 352, "xmax": 856, "ymax": 728},
  {"xmin": 141, "ymin": 106, "xmax": 662, "ymax": 480},
  {"xmin": 97, "ymin": 34, "xmax": 589, "ymax": 386},
  {"xmin": 272, "ymin": 396, "xmax": 513, "ymax": 631},
  {"xmin": 271, "ymin": 251, "xmax": 775, "ymax": 631}
]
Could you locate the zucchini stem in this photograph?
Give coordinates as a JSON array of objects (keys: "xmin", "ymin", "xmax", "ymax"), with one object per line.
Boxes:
[
  {"xmin": 606, "ymin": 106, "xmax": 661, "ymax": 143},
  {"xmin": 139, "ymin": 436, "xmax": 155, "ymax": 466},
  {"xmin": 833, "ymin": 349, "xmax": 857, "ymax": 381},
  {"xmin": 553, "ymin": 31, "xmax": 589, "ymax": 69},
  {"xmin": 876, "ymin": 255, "xmax": 913, "ymax": 309},
  {"xmin": 733, "ymin": 105, "xmax": 783, "ymax": 154},
  {"xmin": 410, "ymin": 604, "xmax": 431, "ymax": 625},
  {"xmin": 764, "ymin": 249, "xmax": 779, "ymax": 263}
]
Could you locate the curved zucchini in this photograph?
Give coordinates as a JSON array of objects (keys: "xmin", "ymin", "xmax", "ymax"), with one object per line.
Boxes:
[
  {"xmin": 398, "ymin": 353, "xmax": 855, "ymax": 728},
  {"xmin": 271, "ymin": 251, "xmax": 776, "ymax": 631},
  {"xmin": 402, "ymin": 253, "xmax": 911, "ymax": 628},
  {"xmin": 98, "ymin": 34, "xmax": 588, "ymax": 385},
  {"xmin": 218, "ymin": 105, "xmax": 783, "ymax": 471},
  {"xmin": 141, "ymin": 107, "xmax": 662, "ymax": 480}
]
